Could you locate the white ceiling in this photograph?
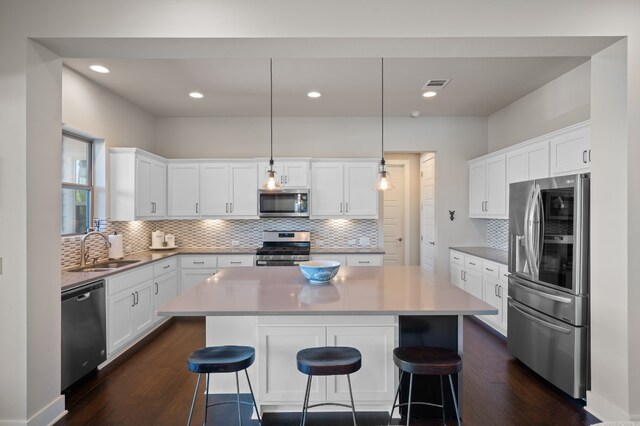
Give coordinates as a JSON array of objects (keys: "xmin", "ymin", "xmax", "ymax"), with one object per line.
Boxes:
[{"xmin": 64, "ymin": 56, "xmax": 589, "ymax": 118}]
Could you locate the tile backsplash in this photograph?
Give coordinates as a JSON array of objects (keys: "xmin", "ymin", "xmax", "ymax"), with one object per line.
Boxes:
[
  {"xmin": 61, "ymin": 218, "xmax": 378, "ymax": 268},
  {"xmin": 487, "ymin": 219, "xmax": 508, "ymax": 251}
]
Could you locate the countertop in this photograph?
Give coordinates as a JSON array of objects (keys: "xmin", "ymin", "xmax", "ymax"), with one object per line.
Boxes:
[
  {"xmin": 157, "ymin": 265, "xmax": 497, "ymax": 317},
  {"xmin": 449, "ymin": 246, "xmax": 508, "ymax": 265},
  {"xmin": 61, "ymin": 246, "xmax": 385, "ymax": 291}
]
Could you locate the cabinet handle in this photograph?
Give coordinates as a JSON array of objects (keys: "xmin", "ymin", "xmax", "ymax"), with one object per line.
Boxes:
[
  {"xmin": 163, "ymin": 264, "xmax": 170, "ymax": 269},
  {"xmin": 346, "ymin": 202, "xmax": 349, "ymax": 212},
  {"xmin": 230, "ymin": 203, "xmax": 233, "ymax": 213},
  {"xmin": 469, "ymin": 262, "xmax": 476, "ymax": 266},
  {"xmin": 358, "ymin": 260, "xmax": 370, "ymax": 264},
  {"xmin": 155, "ymin": 282, "xmax": 158, "ymax": 295},
  {"xmin": 499, "ymin": 285, "xmax": 503, "ymax": 298},
  {"xmin": 230, "ymin": 261, "xmax": 242, "ymax": 265},
  {"xmin": 583, "ymin": 150, "xmax": 588, "ymax": 164},
  {"xmin": 280, "ymin": 175, "xmax": 284, "ymax": 184},
  {"xmin": 462, "ymin": 270, "xmax": 466, "ymax": 281},
  {"xmin": 589, "ymin": 149, "xmax": 591, "ymax": 163},
  {"xmin": 340, "ymin": 202, "xmax": 343, "ymax": 213},
  {"xmin": 196, "ymin": 202, "xmax": 199, "ymax": 214},
  {"xmin": 131, "ymin": 293, "xmax": 136, "ymax": 307},
  {"xmin": 284, "ymin": 175, "xmax": 288, "ymax": 184},
  {"xmin": 485, "ymin": 267, "xmax": 494, "ymax": 272},
  {"xmin": 135, "ymin": 291, "xmax": 139, "ymax": 305},
  {"xmin": 495, "ymin": 284, "xmax": 499, "ymax": 297},
  {"xmin": 453, "ymin": 256, "xmax": 460, "ymax": 260},
  {"xmin": 225, "ymin": 203, "xmax": 229, "ymax": 213},
  {"xmin": 460, "ymin": 270, "xmax": 464, "ymax": 280},
  {"xmin": 193, "ymin": 261, "xmax": 205, "ymax": 265}
]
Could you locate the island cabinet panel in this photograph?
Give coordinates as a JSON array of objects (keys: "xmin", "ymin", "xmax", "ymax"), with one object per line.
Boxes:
[
  {"xmin": 258, "ymin": 326, "xmax": 327, "ymax": 403},
  {"xmin": 326, "ymin": 326, "xmax": 396, "ymax": 402}
]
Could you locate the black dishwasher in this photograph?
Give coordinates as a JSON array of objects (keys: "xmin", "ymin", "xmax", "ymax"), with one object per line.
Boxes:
[{"xmin": 61, "ymin": 280, "xmax": 106, "ymax": 391}]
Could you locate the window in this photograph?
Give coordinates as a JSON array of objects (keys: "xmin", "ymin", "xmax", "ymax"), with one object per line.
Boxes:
[{"xmin": 61, "ymin": 131, "xmax": 93, "ymax": 235}]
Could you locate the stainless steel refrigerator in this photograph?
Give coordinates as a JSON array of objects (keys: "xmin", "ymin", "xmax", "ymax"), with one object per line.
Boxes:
[{"xmin": 507, "ymin": 173, "xmax": 589, "ymax": 398}]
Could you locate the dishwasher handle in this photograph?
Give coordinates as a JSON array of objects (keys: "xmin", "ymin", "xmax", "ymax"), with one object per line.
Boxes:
[{"xmin": 62, "ymin": 280, "xmax": 105, "ymax": 301}]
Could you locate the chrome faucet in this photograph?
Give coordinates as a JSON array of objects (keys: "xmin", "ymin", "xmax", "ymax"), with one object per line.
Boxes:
[{"xmin": 80, "ymin": 231, "xmax": 111, "ymax": 267}]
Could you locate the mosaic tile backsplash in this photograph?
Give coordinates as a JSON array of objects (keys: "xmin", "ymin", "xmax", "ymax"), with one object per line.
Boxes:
[
  {"xmin": 487, "ymin": 219, "xmax": 508, "ymax": 251},
  {"xmin": 61, "ymin": 218, "xmax": 378, "ymax": 268}
]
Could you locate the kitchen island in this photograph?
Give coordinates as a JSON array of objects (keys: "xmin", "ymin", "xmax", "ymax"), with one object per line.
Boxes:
[{"xmin": 158, "ymin": 265, "xmax": 496, "ymax": 418}]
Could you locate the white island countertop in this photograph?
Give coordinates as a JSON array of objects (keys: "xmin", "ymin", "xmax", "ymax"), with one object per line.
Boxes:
[{"xmin": 158, "ymin": 265, "xmax": 497, "ymax": 317}]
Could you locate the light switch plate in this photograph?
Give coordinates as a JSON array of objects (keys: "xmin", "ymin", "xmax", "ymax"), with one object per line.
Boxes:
[
  {"xmin": 232, "ymin": 240, "xmax": 240, "ymax": 247},
  {"xmin": 359, "ymin": 237, "xmax": 370, "ymax": 247}
]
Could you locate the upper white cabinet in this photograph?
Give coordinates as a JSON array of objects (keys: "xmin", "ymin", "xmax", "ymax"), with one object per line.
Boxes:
[
  {"xmin": 549, "ymin": 124, "xmax": 591, "ymax": 176},
  {"xmin": 110, "ymin": 149, "xmax": 167, "ymax": 221},
  {"xmin": 311, "ymin": 161, "xmax": 378, "ymax": 219},
  {"xmin": 258, "ymin": 159, "xmax": 310, "ymax": 188},
  {"xmin": 167, "ymin": 161, "xmax": 258, "ymax": 218},
  {"xmin": 468, "ymin": 154, "xmax": 507, "ymax": 219},
  {"xmin": 506, "ymin": 140, "xmax": 550, "ymax": 184}
]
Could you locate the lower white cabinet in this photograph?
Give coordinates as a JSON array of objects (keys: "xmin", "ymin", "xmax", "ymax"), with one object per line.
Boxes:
[
  {"xmin": 180, "ymin": 255, "xmax": 217, "ymax": 293},
  {"xmin": 311, "ymin": 253, "xmax": 383, "ymax": 266},
  {"xmin": 153, "ymin": 259, "xmax": 178, "ymax": 324},
  {"xmin": 310, "ymin": 254, "xmax": 347, "ymax": 264},
  {"xmin": 481, "ymin": 264, "xmax": 509, "ymax": 333},
  {"xmin": 106, "ymin": 266, "xmax": 154, "ymax": 356}
]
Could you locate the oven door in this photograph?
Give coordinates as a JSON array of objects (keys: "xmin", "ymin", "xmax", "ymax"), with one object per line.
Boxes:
[{"xmin": 258, "ymin": 190, "xmax": 309, "ymax": 217}]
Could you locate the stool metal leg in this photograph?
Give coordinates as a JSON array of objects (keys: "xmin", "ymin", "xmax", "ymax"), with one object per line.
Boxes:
[
  {"xmin": 440, "ymin": 376, "xmax": 445, "ymax": 425},
  {"xmin": 187, "ymin": 373, "xmax": 202, "ymax": 426},
  {"xmin": 204, "ymin": 374, "xmax": 210, "ymax": 426},
  {"xmin": 245, "ymin": 369, "xmax": 262, "ymax": 424},
  {"xmin": 406, "ymin": 373, "xmax": 414, "ymax": 426},
  {"xmin": 448, "ymin": 375, "xmax": 461, "ymax": 426},
  {"xmin": 235, "ymin": 371, "xmax": 242, "ymax": 426},
  {"xmin": 300, "ymin": 375, "xmax": 312, "ymax": 426},
  {"xmin": 346, "ymin": 374, "xmax": 357, "ymax": 426}
]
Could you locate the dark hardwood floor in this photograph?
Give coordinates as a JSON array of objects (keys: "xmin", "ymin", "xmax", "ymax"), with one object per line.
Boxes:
[{"xmin": 57, "ymin": 317, "xmax": 599, "ymax": 426}]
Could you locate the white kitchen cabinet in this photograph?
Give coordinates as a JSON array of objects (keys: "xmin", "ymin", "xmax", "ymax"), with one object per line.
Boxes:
[
  {"xmin": 110, "ymin": 149, "xmax": 167, "ymax": 221},
  {"xmin": 217, "ymin": 254, "xmax": 255, "ymax": 268},
  {"xmin": 468, "ymin": 154, "xmax": 507, "ymax": 219},
  {"xmin": 180, "ymin": 255, "xmax": 218, "ymax": 293},
  {"xmin": 258, "ymin": 159, "xmax": 310, "ymax": 188},
  {"xmin": 200, "ymin": 162, "xmax": 258, "ymax": 218},
  {"xmin": 481, "ymin": 261, "xmax": 504, "ymax": 330},
  {"xmin": 464, "ymin": 268, "xmax": 483, "ymax": 300},
  {"xmin": 506, "ymin": 140, "xmax": 550, "ymax": 184},
  {"xmin": 311, "ymin": 161, "xmax": 378, "ymax": 219},
  {"xmin": 450, "ymin": 262, "xmax": 465, "ymax": 290},
  {"xmin": 550, "ymin": 124, "xmax": 591, "ymax": 176},
  {"xmin": 167, "ymin": 162, "xmax": 200, "ymax": 217},
  {"xmin": 106, "ymin": 265, "xmax": 154, "ymax": 356},
  {"xmin": 153, "ymin": 261, "xmax": 178, "ymax": 324},
  {"xmin": 311, "ymin": 254, "xmax": 347, "ymax": 264}
]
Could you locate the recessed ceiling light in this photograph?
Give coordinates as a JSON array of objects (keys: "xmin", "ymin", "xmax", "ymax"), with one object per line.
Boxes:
[
  {"xmin": 307, "ymin": 91, "xmax": 321, "ymax": 98},
  {"xmin": 189, "ymin": 92, "xmax": 204, "ymax": 99},
  {"xmin": 422, "ymin": 91, "xmax": 437, "ymax": 98},
  {"xmin": 89, "ymin": 65, "xmax": 109, "ymax": 74}
]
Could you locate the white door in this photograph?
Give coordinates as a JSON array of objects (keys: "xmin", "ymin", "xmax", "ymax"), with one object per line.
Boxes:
[
  {"xmin": 311, "ymin": 162, "xmax": 344, "ymax": 216},
  {"xmin": 506, "ymin": 148, "xmax": 527, "ymax": 184},
  {"xmin": 464, "ymin": 271, "xmax": 483, "ymax": 300},
  {"xmin": 132, "ymin": 281, "xmax": 154, "ymax": 336},
  {"xmin": 200, "ymin": 163, "xmax": 230, "ymax": 216},
  {"xmin": 150, "ymin": 160, "xmax": 167, "ymax": 216},
  {"xmin": 420, "ymin": 155, "xmax": 436, "ymax": 271},
  {"xmin": 485, "ymin": 154, "xmax": 506, "ymax": 217},
  {"xmin": 229, "ymin": 163, "xmax": 258, "ymax": 216},
  {"xmin": 526, "ymin": 140, "xmax": 550, "ymax": 180},
  {"xmin": 450, "ymin": 263, "xmax": 465, "ymax": 289},
  {"xmin": 282, "ymin": 161, "xmax": 309, "ymax": 187},
  {"xmin": 135, "ymin": 156, "xmax": 153, "ymax": 217},
  {"xmin": 167, "ymin": 163, "xmax": 200, "ymax": 217},
  {"xmin": 344, "ymin": 162, "xmax": 378, "ymax": 217},
  {"xmin": 383, "ymin": 164, "xmax": 405, "ymax": 265},
  {"xmin": 468, "ymin": 159, "xmax": 486, "ymax": 217},
  {"xmin": 153, "ymin": 271, "xmax": 178, "ymax": 323},
  {"xmin": 107, "ymin": 291, "xmax": 134, "ymax": 355},
  {"xmin": 550, "ymin": 125, "xmax": 591, "ymax": 175}
]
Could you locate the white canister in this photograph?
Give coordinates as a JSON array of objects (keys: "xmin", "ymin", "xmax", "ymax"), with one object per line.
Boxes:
[
  {"xmin": 108, "ymin": 233, "xmax": 124, "ymax": 259},
  {"xmin": 151, "ymin": 230, "xmax": 165, "ymax": 248},
  {"xmin": 164, "ymin": 234, "xmax": 175, "ymax": 247}
]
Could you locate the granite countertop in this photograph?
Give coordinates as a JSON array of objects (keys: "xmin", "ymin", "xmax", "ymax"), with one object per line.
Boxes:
[
  {"xmin": 157, "ymin": 265, "xmax": 497, "ymax": 317},
  {"xmin": 449, "ymin": 246, "xmax": 508, "ymax": 265}
]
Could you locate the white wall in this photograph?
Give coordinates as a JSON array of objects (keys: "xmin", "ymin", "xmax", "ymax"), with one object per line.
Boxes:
[
  {"xmin": 488, "ymin": 61, "xmax": 591, "ymax": 151},
  {"xmin": 1, "ymin": 0, "xmax": 640, "ymax": 423}
]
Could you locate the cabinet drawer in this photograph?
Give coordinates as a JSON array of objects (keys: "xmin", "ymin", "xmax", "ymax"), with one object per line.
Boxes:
[
  {"xmin": 347, "ymin": 254, "xmax": 382, "ymax": 267},
  {"xmin": 153, "ymin": 257, "xmax": 177, "ymax": 276},
  {"xmin": 107, "ymin": 265, "xmax": 153, "ymax": 296},
  {"xmin": 218, "ymin": 255, "xmax": 255, "ymax": 268},
  {"xmin": 449, "ymin": 250, "xmax": 464, "ymax": 266},
  {"xmin": 482, "ymin": 261, "xmax": 500, "ymax": 279},
  {"xmin": 181, "ymin": 255, "xmax": 217, "ymax": 269},
  {"xmin": 465, "ymin": 256, "xmax": 482, "ymax": 273}
]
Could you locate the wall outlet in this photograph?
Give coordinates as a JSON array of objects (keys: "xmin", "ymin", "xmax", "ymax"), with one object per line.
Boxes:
[
  {"xmin": 231, "ymin": 240, "xmax": 240, "ymax": 247},
  {"xmin": 358, "ymin": 237, "xmax": 370, "ymax": 247},
  {"xmin": 348, "ymin": 239, "xmax": 357, "ymax": 246},
  {"xmin": 125, "ymin": 245, "xmax": 131, "ymax": 252},
  {"xmin": 316, "ymin": 239, "xmax": 324, "ymax": 247}
]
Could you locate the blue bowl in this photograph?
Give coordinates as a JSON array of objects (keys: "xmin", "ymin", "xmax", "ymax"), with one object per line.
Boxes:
[{"xmin": 299, "ymin": 260, "xmax": 341, "ymax": 284}]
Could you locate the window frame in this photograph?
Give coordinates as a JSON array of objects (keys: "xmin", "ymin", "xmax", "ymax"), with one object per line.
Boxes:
[{"xmin": 61, "ymin": 130, "xmax": 94, "ymax": 236}]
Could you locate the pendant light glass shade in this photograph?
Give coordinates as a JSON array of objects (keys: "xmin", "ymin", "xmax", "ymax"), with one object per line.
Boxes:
[
  {"xmin": 262, "ymin": 58, "xmax": 281, "ymax": 190},
  {"xmin": 375, "ymin": 58, "xmax": 394, "ymax": 191}
]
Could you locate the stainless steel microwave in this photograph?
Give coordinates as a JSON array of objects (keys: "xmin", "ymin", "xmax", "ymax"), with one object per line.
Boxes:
[{"xmin": 258, "ymin": 189, "xmax": 309, "ymax": 217}]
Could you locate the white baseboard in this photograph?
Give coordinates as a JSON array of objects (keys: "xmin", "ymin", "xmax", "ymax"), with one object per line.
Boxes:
[
  {"xmin": 586, "ymin": 390, "xmax": 632, "ymax": 422},
  {"xmin": 0, "ymin": 395, "xmax": 67, "ymax": 426}
]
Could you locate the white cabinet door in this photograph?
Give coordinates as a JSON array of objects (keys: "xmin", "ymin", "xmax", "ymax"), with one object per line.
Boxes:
[
  {"xmin": 506, "ymin": 148, "xmax": 528, "ymax": 184},
  {"xmin": 550, "ymin": 125, "xmax": 591, "ymax": 175},
  {"xmin": 229, "ymin": 163, "xmax": 258, "ymax": 216},
  {"xmin": 180, "ymin": 269, "xmax": 217, "ymax": 293},
  {"xmin": 482, "ymin": 277, "xmax": 503, "ymax": 325},
  {"xmin": 153, "ymin": 271, "xmax": 178, "ymax": 323},
  {"xmin": 200, "ymin": 163, "xmax": 230, "ymax": 216},
  {"xmin": 136, "ymin": 156, "xmax": 153, "ymax": 217},
  {"xmin": 326, "ymin": 326, "xmax": 396, "ymax": 402},
  {"xmin": 107, "ymin": 290, "xmax": 135, "ymax": 355},
  {"xmin": 485, "ymin": 154, "xmax": 506, "ymax": 217},
  {"xmin": 168, "ymin": 163, "xmax": 200, "ymax": 217},
  {"xmin": 131, "ymin": 281, "xmax": 154, "ymax": 336},
  {"xmin": 311, "ymin": 254, "xmax": 347, "ymax": 265},
  {"xmin": 464, "ymin": 271, "xmax": 483, "ymax": 300},
  {"xmin": 150, "ymin": 160, "xmax": 167, "ymax": 217},
  {"xmin": 468, "ymin": 160, "xmax": 486, "ymax": 217},
  {"xmin": 282, "ymin": 161, "xmax": 310, "ymax": 188},
  {"xmin": 450, "ymin": 263, "xmax": 465, "ymax": 290},
  {"xmin": 311, "ymin": 162, "xmax": 344, "ymax": 216},
  {"xmin": 526, "ymin": 140, "xmax": 550, "ymax": 180},
  {"xmin": 258, "ymin": 326, "xmax": 326, "ymax": 403},
  {"xmin": 344, "ymin": 162, "xmax": 378, "ymax": 218}
]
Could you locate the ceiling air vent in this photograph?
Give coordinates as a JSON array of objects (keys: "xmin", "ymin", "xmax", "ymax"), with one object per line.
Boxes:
[{"xmin": 421, "ymin": 79, "xmax": 450, "ymax": 90}]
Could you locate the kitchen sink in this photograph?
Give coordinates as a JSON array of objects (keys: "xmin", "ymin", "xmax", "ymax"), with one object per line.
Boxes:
[{"xmin": 68, "ymin": 259, "xmax": 141, "ymax": 272}]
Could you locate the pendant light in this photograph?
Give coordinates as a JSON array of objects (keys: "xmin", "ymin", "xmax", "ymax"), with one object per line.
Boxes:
[
  {"xmin": 263, "ymin": 58, "xmax": 281, "ymax": 190},
  {"xmin": 375, "ymin": 58, "xmax": 394, "ymax": 191}
]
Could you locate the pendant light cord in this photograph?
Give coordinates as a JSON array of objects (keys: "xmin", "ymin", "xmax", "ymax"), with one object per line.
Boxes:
[
  {"xmin": 269, "ymin": 58, "xmax": 274, "ymax": 167},
  {"xmin": 381, "ymin": 57, "xmax": 385, "ymax": 166}
]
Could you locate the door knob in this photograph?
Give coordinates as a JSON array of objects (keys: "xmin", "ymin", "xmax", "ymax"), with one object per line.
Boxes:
[
  {"xmin": 429, "ymin": 241, "xmax": 435, "ymax": 245},
  {"xmin": 397, "ymin": 237, "xmax": 403, "ymax": 242}
]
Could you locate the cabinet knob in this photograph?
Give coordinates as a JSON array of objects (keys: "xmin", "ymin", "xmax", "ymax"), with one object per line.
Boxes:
[{"xmin": 429, "ymin": 241, "xmax": 435, "ymax": 245}]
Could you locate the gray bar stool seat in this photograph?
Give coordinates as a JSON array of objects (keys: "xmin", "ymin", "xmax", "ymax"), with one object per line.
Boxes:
[
  {"xmin": 388, "ymin": 346, "xmax": 462, "ymax": 426},
  {"xmin": 297, "ymin": 346, "xmax": 362, "ymax": 426},
  {"xmin": 187, "ymin": 345, "xmax": 261, "ymax": 425}
]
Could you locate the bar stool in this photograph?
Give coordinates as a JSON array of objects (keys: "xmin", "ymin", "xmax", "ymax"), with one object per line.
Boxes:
[
  {"xmin": 388, "ymin": 346, "xmax": 461, "ymax": 426},
  {"xmin": 297, "ymin": 346, "xmax": 362, "ymax": 426},
  {"xmin": 187, "ymin": 345, "xmax": 261, "ymax": 426}
]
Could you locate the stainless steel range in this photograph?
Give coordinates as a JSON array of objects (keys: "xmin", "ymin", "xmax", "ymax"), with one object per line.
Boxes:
[{"xmin": 256, "ymin": 231, "xmax": 311, "ymax": 266}]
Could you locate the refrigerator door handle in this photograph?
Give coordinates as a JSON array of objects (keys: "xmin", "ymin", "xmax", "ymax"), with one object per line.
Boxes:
[
  {"xmin": 509, "ymin": 300, "xmax": 572, "ymax": 334},
  {"xmin": 523, "ymin": 184, "xmax": 536, "ymax": 276},
  {"xmin": 537, "ymin": 187, "xmax": 545, "ymax": 272},
  {"xmin": 530, "ymin": 184, "xmax": 541, "ymax": 279},
  {"xmin": 510, "ymin": 276, "xmax": 573, "ymax": 304}
]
